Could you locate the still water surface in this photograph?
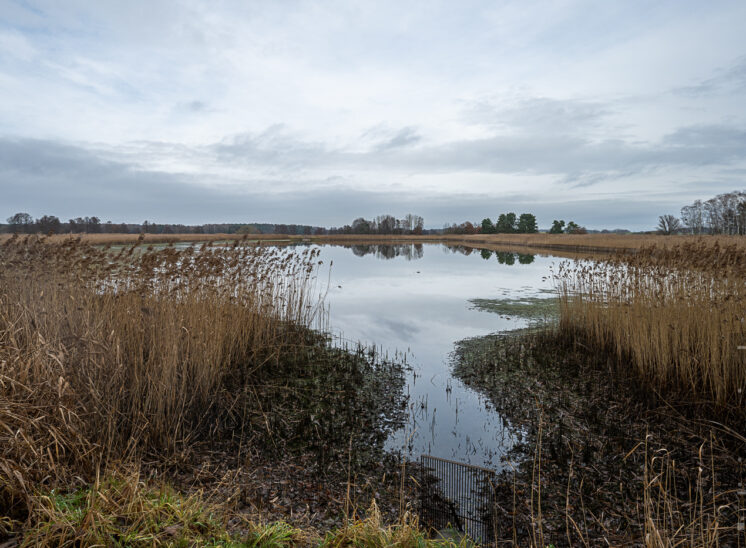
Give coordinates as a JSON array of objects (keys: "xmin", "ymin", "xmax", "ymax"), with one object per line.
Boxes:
[{"xmin": 311, "ymin": 243, "xmax": 557, "ymax": 469}]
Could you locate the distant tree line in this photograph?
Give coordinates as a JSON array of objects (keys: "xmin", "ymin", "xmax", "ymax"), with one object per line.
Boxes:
[
  {"xmin": 548, "ymin": 219, "xmax": 587, "ymax": 234},
  {"xmin": 2, "ymin": 213, "xmax": 327, "ymax": 236},
  {"xmin": 444, "ymin": 213, "xmax": 539, "ymax": 235},
  {"xmin": 656, "ymin": 190, "xmax": 746, "ymax": 235},
  {"xmin": 3, "ymin": 210, "xmax": 623, "ymax": 236},
  {"xmin": 3, "ymin": 212, "xmax": 428, "ymax": 236},
  {"xmin": 328, "ymin": 214, "xmax": 426, "ymax": 235}
]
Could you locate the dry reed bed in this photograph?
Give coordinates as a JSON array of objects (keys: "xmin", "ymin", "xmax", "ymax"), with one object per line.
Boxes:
[
  {"xmin": 6, "ymin": 231, "xmax": 746, "ymax": 255},
  {"xmin": 0, "ymin": 235, "xmax": 323, "ymax": 520},
  {"xmin": 306, "ymin": 232, "xmax": 746, "ymax": 254},
  {"xmin": 555, "ymin": 240, "xmax": 746, "ymax": 413},
  {"xmin": 0, "ymin": 232, "xmax": 288, "ymax": 246}
]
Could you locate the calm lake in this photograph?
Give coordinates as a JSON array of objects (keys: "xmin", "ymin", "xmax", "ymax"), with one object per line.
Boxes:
[{"xmin": 308, "ymin": 242, "xmax": 558, "ymax": 469}]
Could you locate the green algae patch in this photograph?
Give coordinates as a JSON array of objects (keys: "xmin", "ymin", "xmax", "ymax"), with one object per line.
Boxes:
[{"xmin": 468, "ymin": 295, "xmax": 559, "ymax": 325}]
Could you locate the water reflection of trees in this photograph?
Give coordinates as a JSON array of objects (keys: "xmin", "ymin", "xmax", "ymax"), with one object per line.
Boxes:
[
  {"xmin": 446, "ymin": 246, "xmax": 535, "ymax": 265},
  {"xmin": 344, "ymin": 243, "xmax": 536, "ymax": 265},
  {"xmin": 445, "ymin": 244, "xmax": 474, "ymax": 256},
  {"xmin": 348, "ymin": 243, "xmax": 424, "ymax": 260}
]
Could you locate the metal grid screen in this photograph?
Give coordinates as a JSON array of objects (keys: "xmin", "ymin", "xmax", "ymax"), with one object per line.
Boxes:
[{"xmin": 419, "ymin": 454, "xmax": 497, "ymax": 543}]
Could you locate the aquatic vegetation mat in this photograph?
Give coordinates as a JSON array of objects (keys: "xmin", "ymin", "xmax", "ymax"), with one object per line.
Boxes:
[{"xmin": 468, "ymin": 295, "xmax": 558, "ymax": 326}]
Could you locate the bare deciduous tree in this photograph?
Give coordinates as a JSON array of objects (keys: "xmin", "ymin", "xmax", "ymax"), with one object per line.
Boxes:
[
  {"xmin": 681, "ymin": 191, "xmax": 746, "ymax": 235},
  {"xmin": 658, "ymin": 214, "xmax": 681, "ymax": 235}
]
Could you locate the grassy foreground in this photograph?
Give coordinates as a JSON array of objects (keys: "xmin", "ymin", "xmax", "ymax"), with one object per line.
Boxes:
[
  {"xmin": 3, "ymin": 234, "xmax": 744, "ymax": 545},
  {"xmin": 11, "ymin": 470, "xmax": 467, "ymax": 547}
]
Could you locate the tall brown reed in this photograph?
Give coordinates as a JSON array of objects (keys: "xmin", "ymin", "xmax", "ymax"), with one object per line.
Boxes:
[
  {"xmin": 555, "ymin": 240, "xmax": 746, "ymax": 411},
  {"xmin": 0, "ymin": 235, "xmax": 322, "ymax": 509}
]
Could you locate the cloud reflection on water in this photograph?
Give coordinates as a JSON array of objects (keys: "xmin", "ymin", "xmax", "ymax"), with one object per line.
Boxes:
[{"xmin": 315, "ymin": 243, "xmax": 553, "ymax": 468}]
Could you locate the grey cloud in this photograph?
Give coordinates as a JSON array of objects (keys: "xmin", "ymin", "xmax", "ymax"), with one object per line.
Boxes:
[
  {"xmin": 3, "ymin": 130, "xmax": 744, "ymax": 231},
  {"xmin": 675, "ymin": 55, "xmax": 746, "ymax": 97},
  {"xmin": 183, "ymin": 100, "xmax": 207, "ymax": 112},
  {"xmin": 375, "ymin": 127, "xmax": 421, "ymax": 150},
  {"xmin": 212, "ymin": 125, "xmax": 332, "ymax": 169},
  {"xmin": 464, "ymin": 96, "xmax": 611, "ymax": 134},
  {"xmin": 401, "ymin": 126, "xmax": 746, "ymax": 181},
  {"xmin": 0, "ymin": 136, "xmax": 677, "ymax": 230},
  {"xmin": 204, "ymin": 120, "xmax": 746, "ymax": 186},
  {"xmin": 662, "ymin": 124, "xmax": 746, "ymax": 152}
]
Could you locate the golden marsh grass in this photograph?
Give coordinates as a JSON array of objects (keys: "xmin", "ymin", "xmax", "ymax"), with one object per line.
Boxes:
[
  {"xmin": 0, "ymin": 234, "xmax": 322, "ymax": 505},
  {"xmin": 555, "ymin": 240, "xmax": 746, "ymax": 412}
]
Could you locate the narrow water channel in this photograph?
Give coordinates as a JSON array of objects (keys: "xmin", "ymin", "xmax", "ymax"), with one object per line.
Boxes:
[{"xmin": 311, "ymin": 242, "xmax": 558, "ymax": 468}]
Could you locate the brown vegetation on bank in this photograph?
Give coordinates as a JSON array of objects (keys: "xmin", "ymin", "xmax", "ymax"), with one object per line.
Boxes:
[
  {"xmin": 0, "ymin": 235, "xmax": 327, "ymax": 533},
  {"xmin": 0, "ymin": 234, "xmax": 320, "ymax": 472},
  {"xmin": 2, "ymin": 231, "xmax": 745, "ymax": 546},
  {"xmin": 0, "ymin": 234, "xmax": 422, "ymax": 545},
  {"xmin": 454, "ymin": 331, "xmax": 744, "ymax": 546},
  {"xmin": 5, "ymin": 231, "xmax": 746, "ymax": 255},
  {"xmin": 310, "ymin": 232, "xmax": 746, "ymax": 254},
  {"xmin": 0, "ymin": 232, "xmax": 285, "ymax": 246},
  {"xmin": 555, "ymin": 240, "xmax": 746, "ymax": 415}
]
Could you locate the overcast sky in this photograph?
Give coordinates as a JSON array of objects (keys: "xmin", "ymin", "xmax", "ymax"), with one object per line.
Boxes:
[{"xmin": 1, "ymin": 1, "xmax": 745, "ymax": 230}]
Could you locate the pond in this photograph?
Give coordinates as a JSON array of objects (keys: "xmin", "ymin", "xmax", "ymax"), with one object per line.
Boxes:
[{"xmin": 308, "ymin": 242, "xmax": 559, "ymax": 469}]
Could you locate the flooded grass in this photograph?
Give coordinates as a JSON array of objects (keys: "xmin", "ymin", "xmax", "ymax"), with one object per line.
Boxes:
[{"xmin": 246, "ymin": 334, "xmax": 408, "ymax": 466}]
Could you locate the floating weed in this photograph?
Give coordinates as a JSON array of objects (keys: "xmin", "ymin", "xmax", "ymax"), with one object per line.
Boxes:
[{"xmin": 469, "ymin": 296, "xmax": 559, "ymax": 326}]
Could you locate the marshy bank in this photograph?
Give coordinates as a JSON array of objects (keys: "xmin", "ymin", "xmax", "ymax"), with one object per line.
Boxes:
[
  {"xmin": 448, "ymin": 239, "xmax": 746, "ymax": 545},
  {"xmin": 453, "ymin": 330, "xmax": 744, "ymax": 546},
  {"xmin": 0, "ymin": 236, "xmax": 424, "ymax": 545},
  {"xmin": 7, "ymin": 232, "xmax": 746, "ymax": 259}
]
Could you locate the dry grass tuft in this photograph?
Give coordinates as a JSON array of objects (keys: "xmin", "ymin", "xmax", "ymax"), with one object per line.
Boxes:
[{"xmin": 320, "ymin": 501, "xmax": 470, "ymax": 548}]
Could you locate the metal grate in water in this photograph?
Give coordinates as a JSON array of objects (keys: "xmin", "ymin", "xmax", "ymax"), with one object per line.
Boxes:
[{"xmin": 419, "ymin": 454, "xmax": 498, "ymax": 543}]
